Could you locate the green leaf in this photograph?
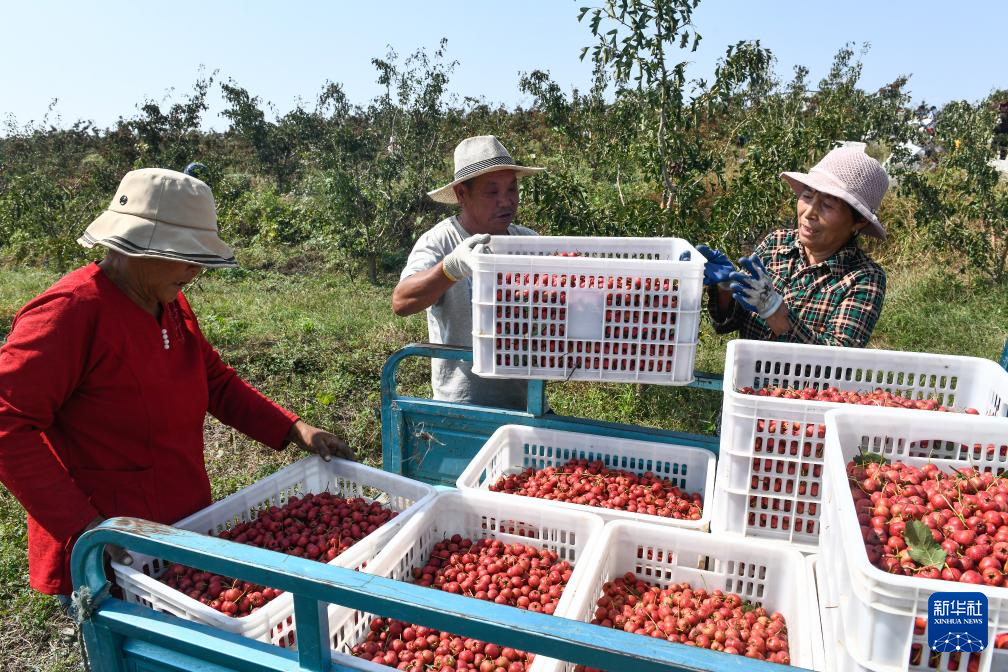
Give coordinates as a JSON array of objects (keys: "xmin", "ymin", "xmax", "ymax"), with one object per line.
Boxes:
[
  {"xmin": 904, "ymin": 520, "xmax": 946, "ymax": 569},
  {"xmin": 853, "ymin": 451, "xmax": 887, "ymax": 467}
]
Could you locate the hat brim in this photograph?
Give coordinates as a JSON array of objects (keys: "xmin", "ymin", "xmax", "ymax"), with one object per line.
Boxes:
[
  {"xmin": 780, "ymin": 171, "xmax": 886, "ymax": 240},
  {"xmin": 427, "ymin": 165, "xmax": 546, "ymax": 204},
  {"xmin": 78, "ymin": 210, "xmax": 238, "ymax": 268}
]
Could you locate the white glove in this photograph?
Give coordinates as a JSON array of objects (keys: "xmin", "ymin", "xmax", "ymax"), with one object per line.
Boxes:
[
  {"xmin": 729, "ymin": 255, "xmax": 784, "ymax": 319},
  {"xmin": 442, "ymin": 234, "xmax": 490, "ymax": 281}
]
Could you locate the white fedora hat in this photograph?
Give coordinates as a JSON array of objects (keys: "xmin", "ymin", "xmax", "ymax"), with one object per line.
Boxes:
[
  {"xmin": 780, "ymin": 146, "xmax": 890, "ymax": 240},
  {"xmin": 78, "ymin": 168, "xmax": 237, "ymax": 267},
  {"xmin": 427, "ymin": 135, "xmax": 545, "ymax": 204}
]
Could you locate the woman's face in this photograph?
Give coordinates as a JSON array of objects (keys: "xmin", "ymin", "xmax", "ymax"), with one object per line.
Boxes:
[
  {"xmin": 136, "ymin": 258, "xmax": 203, "ymax": 305},
  {"xmin": 795, "ymin": 188, "xmax": 866, "ymax": 259}
]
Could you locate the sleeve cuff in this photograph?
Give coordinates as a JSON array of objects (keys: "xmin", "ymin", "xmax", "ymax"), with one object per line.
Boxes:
[{"xmin": 266, "ymin": 408, "xmax": 300, "ymax": 451}]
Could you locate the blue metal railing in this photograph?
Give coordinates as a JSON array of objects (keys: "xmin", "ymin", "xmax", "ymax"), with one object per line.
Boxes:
[
  {"xmin": 379, "ymin": 344, "xmax": 721, "ymax": 484},
  {"xmin": 72, "ymin": 518, "xmax": 791, "ymax": 672}
]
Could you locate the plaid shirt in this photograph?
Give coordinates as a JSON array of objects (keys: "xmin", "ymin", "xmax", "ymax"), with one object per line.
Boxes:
[{"xmin": 709, "ymin": 228, "xmax": 886, "ymax": 348}]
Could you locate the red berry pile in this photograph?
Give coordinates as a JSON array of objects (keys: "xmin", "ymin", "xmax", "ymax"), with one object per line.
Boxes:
[
  {"xmin": 849, "ymin": 460, "xmax": 1008, "ymax": 585},
  {"xmin": 350, "ymin": 535, "xmax": 574, "ymax": 671},
  {"xmin": 353, "ymin": 619, "xmax": 532, "ymax": 672},
  {"xmin": 573, "ymin": 574, "xmax": 790, "ymax": 670},
  {"xmin": 489, "ymin": 459, "xmax": 703, "ymax": 521},
  {"xmin": 739, "ymin": 385, "xmax": 979, "ymax": 414},
  {"xmin": 159, "ymin": 565, "xmax": 282, "ymax": 618},
  {"xmin": 158, "ymin": 492, "xmax": 397, "ymax": 618}
]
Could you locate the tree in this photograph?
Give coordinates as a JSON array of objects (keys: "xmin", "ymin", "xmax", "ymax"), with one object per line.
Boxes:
[
  {"xmin": 130, "ymin": 72, "xmax": 215, "ymax": 170},
  {"xmin": 220, "ymin": 81, "xmax": 306, "ymax": 191},
  {"xmin": 709, "ymin": 44, "xmax": 911, "ymax": 250},
  {"xmin": 898, "ymin": 97, "xmax": 1008, "ymax": 283},
  {"xmin": 522, "ymin": 3, "xmax": 912, "ymax": 256},
  {"xmin": 524, "ymin": 1, "xmax": 776, "ymax": 242},
  {"xmin": 306, "ymin": 41, "xmax": 456, "ymax": 283}
]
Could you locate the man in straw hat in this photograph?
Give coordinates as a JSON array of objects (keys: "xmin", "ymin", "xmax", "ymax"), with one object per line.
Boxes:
[
  {"xmin": 393, "ymin": 136, "xmax": 544, "ymax": 409},
  {"xmin": 696, "ymin": 145, "xmax": 889, "ymax": 347},
  {"xmin": 0, "ymin": 168, "xmax": 351, "ymax": 604}
]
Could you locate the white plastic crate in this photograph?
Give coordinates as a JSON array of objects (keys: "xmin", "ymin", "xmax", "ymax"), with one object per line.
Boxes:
[
  {"xmin": 813, "ymin": 555, "xmax": 868, "ymax": 672},
  {"xmin": 713, "ymin": 340, "xmax": 1008, "ymax": 552},
  {"xmin": 112, "ymin": 456, "xmax": 436, "ymax": 646},
  {"xmin": 816, "ymin": 545, "xmax": 1008, "ymax": 672},
  {"xmin": 456, "ymin": 424, "xmax": 714, "ymax": 531},
  {"xmin": 470, "ymin": 236, "xmax": 704, "ymax": 385},
  {"xmin": 559, "ymin": 520, "xmax": 817, "ymax": 669},
  {"xmin": 806, "ymin": 556, "xmax": 827, "ymax": 672},
  {"xmin": 820, "ymin": 407, "xmax": 1008, "ymax": 672},
  {"xmin": 326, "ymin": 490, "xmax": 605, "ymax": 672}
]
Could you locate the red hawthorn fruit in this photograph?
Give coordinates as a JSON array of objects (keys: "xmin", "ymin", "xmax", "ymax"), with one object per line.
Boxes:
[
  {"xmin": 158, "ymin": 493, "xmax": 396, "ymax": 618},
  {"xmin": 846, "ymin": 458, "xmax": 1008, "ymax": 595},
  {"xmin": 349, "ymin": 536, "xmax": 572, "ymax": 671},
  {"xmin": 738, "ymin": 385, "xmax": 978, "ymax": 414},
  {"xmin": 489, "ymin": 458, "xmax": 702, "ymax": 521},
  {"xmin": 573, "ymin": 576, "xmax": 790, "ymax": 669}
]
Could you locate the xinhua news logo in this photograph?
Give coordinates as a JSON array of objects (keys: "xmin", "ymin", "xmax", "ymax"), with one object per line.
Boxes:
[{"xmin": 928, "ymin": 592, "xmax": 989, "ymax": 653}]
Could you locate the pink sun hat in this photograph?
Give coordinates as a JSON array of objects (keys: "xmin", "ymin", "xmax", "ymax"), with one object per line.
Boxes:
[{"xmin": 780, "ymin": 146, "xmax": 890, "ymax": 239}]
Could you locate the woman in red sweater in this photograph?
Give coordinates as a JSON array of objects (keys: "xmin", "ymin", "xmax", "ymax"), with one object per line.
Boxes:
[{"xmin": 0, "ymin": 168, "xmax": 351, "ymax": 599}]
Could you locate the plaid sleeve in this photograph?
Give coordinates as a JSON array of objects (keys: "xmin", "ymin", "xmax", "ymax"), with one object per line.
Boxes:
[
  {"xmin": 786, "ymin": 267, "xmax": 886, "ymax": 348},
  {"xmin": 707, "ymin": 283, "xmax": 746, "ymax": 333}
]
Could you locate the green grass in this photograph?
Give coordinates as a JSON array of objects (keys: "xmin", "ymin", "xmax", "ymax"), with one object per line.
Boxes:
[{"xmin": 1, "ymin": 261, "xmax": 1007, "ymax": 670}]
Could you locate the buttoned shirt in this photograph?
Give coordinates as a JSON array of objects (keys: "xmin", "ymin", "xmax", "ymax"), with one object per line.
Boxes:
[
  {"xmin": 709, "ymin": 228, "xmax": 886, "ymax": 348},
  {"xmin": 0, "ymin": 263, "xmax": 299, "ymax": 594}
]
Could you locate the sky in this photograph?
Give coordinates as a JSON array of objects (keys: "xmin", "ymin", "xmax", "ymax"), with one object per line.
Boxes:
[{"xmin": 1, "ymin": 0, "xmax": 1005, "ymax": 131}]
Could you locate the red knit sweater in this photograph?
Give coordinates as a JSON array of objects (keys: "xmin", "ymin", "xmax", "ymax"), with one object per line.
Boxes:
[{"xmin": 0, "ymin": 263, "xmax": 299, "ymax": 594}]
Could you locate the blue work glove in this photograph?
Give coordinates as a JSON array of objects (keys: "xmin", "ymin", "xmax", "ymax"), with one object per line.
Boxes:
[
  {"xmin": 729, "ymin": 255, "xmax": 784, "ymax": 319},
  {"xmin": 695, "ymin": 244, "xmax": 736, "ymax": 289}
]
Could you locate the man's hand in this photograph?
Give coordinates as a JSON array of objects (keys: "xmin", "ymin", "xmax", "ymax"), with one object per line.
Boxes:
[
  {"xmin": 695, "ymin": 244, "xmax": 736, "ymax": 289},
  {"xmin": 729, "ymin": 255, "xmax": 784, "ymax": 319},
  {"xmin": 442, "ymin": 234, "xmax": 491, "ymax": 281},
  {"xmin": 83, "ymin": 516, "xmax": 133, "ymax": 566},
  {"xmin": 287, "ymin": 420, "xmax": 354, "ymax": 461}
]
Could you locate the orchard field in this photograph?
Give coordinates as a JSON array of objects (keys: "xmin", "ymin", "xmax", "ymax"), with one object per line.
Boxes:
[{"xmin": 1, "ymin": 0, "xmax": 1007, "ymax": 669}]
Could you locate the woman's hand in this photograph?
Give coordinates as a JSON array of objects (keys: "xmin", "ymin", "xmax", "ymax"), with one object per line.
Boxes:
[
  {"xmin": 730, "ymin": 255, "xmax": 784, "ymax": 319},
  {"xmin": 286, "ymin": 420, "xmax": 354, "ymax": 461},
  {"xmin": 695, "ymin": 244, "xmax": 736, "ymax": 288}
]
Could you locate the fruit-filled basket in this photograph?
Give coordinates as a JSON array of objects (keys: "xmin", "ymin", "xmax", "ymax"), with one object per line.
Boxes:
[
  {"xmin": 457, "ymin": 424, "xmax": 714, "ymax": 530},
  {"xmin": 112, "ymin": 456, "xmax": 436, "ymax": 646},
  {"xmin": 820, "ymin": 407, "xmax": 1008, "ymax": 672},
  {"xmin": 469, "ymin": 236, "xmax": 704, "ymax": 385},
  {"xmin": 713, "ymin": 339, "xmax": 1008, "ymax": 552},
  {"xmin": 327, "ymin": 490, "xmax": 605, "ymax": 672}
]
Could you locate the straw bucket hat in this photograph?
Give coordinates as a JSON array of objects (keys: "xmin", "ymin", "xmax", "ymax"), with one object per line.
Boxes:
[
  {"xmin": 78, "ymin": 168, "xmax": 237, "ymax": 267},
  {"xmin": 780, "ymin": 146, "xmax": 890, "ymax": 239},
  {"xmin": 427, "ymin": 135, "xmax": 545, "ymax": 204}
]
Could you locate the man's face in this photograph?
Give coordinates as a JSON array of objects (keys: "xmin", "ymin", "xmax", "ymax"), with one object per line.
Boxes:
[{"xmin": 455, "ymin": 170, "xmax": 519, "ymax": 234}]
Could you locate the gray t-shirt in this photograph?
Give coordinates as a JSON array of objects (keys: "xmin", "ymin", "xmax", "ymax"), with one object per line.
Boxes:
[{"xmin": 401, "ymin": 216, "xmax": 536, "ymax": 410}]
